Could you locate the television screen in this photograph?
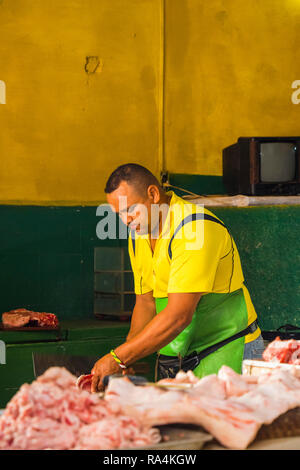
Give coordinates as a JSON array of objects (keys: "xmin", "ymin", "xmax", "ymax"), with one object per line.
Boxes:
[{"xmin": 260, "ymin": 142, "xmax": 296, "ymax": 183}]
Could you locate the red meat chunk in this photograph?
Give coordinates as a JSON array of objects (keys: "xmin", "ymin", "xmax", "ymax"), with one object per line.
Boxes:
[
  {"xmin": 2, "ymin": 309, "xmax": 59, "ymax": 328},
  {"xmin": 262, "ymin": 336, "xmax": 300, "ymax": 364}
]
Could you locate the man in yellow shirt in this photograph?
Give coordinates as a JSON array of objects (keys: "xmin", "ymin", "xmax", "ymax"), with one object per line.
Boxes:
[{"xmin": 91, "ymin": 164, "xmax": 264, "ymax": 392}]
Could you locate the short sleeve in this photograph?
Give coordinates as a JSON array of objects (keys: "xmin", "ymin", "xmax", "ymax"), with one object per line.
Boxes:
[
  {"xmin": 128, "ymin": 234, "xmax": 153, "ymax": 295},
  {"xmin": 167, "ymin": 219, "xmax": 227, "ymax": 294}
]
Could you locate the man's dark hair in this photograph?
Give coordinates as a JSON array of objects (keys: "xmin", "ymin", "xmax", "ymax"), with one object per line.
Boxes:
[{"xmin": 105, "ymin": 163, "xmax": 161, "ymax": 194}]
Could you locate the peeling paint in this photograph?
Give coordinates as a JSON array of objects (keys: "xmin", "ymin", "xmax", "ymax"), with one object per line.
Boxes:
[
  {"xmin": 0, "ymin": 80, "xmax": 6, "ymax": 104},
  {"xmin": 84, "ymin": 56, "xmax": 102, "ymax": 75}
]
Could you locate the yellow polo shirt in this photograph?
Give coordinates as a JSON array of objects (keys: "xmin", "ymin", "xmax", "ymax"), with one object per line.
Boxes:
[{"xmin": 128, "ymin": 191, "xmax": 260, "ymax": 343}]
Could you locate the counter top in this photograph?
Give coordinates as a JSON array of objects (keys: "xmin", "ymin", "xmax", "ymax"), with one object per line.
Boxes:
[
  {"xmin": 204, "ymin": 436, "xmax": 300, "ymax": 450},
  {"xmin": 187, "ymin": 195, "xmax": 300, "ymax": 207},
  {"xmin": 0, "ymin": 319, "xmax": 130, "ymax": 344}
]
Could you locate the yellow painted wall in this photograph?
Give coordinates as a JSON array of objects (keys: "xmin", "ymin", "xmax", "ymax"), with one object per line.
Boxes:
[
  {"xmin": 0, "ymin": 0, "xmax": 300, "ymax": 203},
  {"xmin": 164, "ymin": 0, "xmax": 300, "ymax": 175},
  {"xmin": 0, "ymin": 0, "xmax": 162, "ymax": 204}
]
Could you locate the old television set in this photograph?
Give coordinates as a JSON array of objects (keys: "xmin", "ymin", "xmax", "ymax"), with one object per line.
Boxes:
[{"xmin": 222, "ymin": 137, "xmax": 300, "ymax": 195}]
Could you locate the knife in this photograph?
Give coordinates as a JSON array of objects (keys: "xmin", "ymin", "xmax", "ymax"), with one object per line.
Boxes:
[
  {"xmin": 76, "ymin": 373, "xmax": 194, "ymax": 391},
  {"xmin": 32, "ymin": 353, "xmax": 192, "ymax": 391},
  {"xmin": 103, "ymin": 374, "xmax": 193, "ymax": 389},
  {"xmin": 32, "ymin": 352, "xmax": 150, "ymax": 379}
]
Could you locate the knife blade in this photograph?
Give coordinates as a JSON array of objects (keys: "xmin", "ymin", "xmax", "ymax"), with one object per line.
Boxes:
[
  {"xmin": 76, "ymin": 373, "xmax": 194, "ymax": 391},
  {"xmin": 32, "ymin": 352, "xmax": 150, "ymax": 378}
]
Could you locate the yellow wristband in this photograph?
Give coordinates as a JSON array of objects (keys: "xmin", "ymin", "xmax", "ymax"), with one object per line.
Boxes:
[{"xmin": 110, "ymin": 349, "xmax": 127, "ymax": 369}]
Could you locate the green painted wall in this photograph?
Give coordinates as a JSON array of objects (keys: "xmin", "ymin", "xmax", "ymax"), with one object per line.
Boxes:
[
  {"xmin": 0, "ymin": 203, "xmax": 299, "ymax": 332},
  {"xmin": 214, "ymin": 205, "xmax": 300, "ymax": 331},
  {"xmin": 167, "ymin": 173, "xmax": 226, "ymax": 196}
]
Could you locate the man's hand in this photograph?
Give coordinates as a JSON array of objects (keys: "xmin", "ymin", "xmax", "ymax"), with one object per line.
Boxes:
[
  {"xmin": 91, "ymin": 354, "xmax": 121, "ymax": 393},
  {"xmin": 91, "ymin": 353, "xmax": 135, "ymax": 393}
]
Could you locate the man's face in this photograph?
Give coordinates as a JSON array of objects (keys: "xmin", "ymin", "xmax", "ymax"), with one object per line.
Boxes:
[{"xmin": 106, "ymin": 181, "xmax": 152, "ymax": 235}]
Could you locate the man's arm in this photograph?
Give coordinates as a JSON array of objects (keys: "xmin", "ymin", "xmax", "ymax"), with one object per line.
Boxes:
[
  {"xmin": 126, "ymin": 291, "xmax": 156, "ymax": 342},
  {"xmin": 91, "ymin": 292, "xmax": 202, "ymax": 391},
  {"xmin": 116, "ymin": 292, "xmax": 202, "ymax": 364}
]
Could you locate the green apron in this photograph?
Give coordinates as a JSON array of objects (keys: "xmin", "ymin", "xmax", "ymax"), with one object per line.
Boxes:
[{"xmin": 155, "ymin": 288, "xmax": 248, "ymax": 378}]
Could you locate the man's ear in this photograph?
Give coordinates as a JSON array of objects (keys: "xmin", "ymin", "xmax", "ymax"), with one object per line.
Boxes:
[{"xmin": 147, "ymin": 185, "xmax": 160, "ymax": 204}]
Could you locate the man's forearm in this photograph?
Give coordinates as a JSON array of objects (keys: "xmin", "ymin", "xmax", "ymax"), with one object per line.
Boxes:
[
  {"xmin": 90, "ymin": 293, "xmax": 201, "ymax": 392},
  {"xmin": 126, "ymin": 295, "xmax": 156, "ymax": 341},
  {"xmin": 126, "ymin": 312, "xmax": 148, "ymax": 341},
  {"xmin": 115, "ymin": 305, "xmax": 190, "ymax": 366}
]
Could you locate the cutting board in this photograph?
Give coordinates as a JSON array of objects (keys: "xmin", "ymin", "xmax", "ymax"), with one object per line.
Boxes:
[
  {"xmin": 205, "ymin": 436, "xmax": 300, "ymax": 450},
  {"xmin": 135, "ymin": 407, "xmax": 300, "ymax": 450},
  {"xmin": 131, "ymin": 424, "xmax": 213, "ymax": 450},
  {"xmin": 0, "ymin": 322, "xmax": 59, "ymax": 331},
  {"xmin": 203, "ymin": 407, "xmax": 300, "ymax": 450},
  {"xmin": 243, "ymin": 359, "xmax": 300, "ymax": 376},
  {"xmin": 204, "ymin": 436, "xmax": 300, "ymax": 450}
]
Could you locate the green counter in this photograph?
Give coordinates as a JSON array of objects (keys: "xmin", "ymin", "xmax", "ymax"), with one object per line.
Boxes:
[{"xmin": 0, "ymin": 320, "xmax": 156, "ymax": 408}]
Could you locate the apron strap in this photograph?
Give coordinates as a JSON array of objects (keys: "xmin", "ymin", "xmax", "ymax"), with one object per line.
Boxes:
[
  {"xmin": 188, "ymin": 320, "xmax": 257, "ymax": 363},
  {"xmin": 159, "ymin": 320, "xmax": 258, "ymax": 364}
]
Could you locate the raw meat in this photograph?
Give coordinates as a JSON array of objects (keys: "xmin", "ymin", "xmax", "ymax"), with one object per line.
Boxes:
[
  {"xmin": 75, "ymin": 416, "xmax": 160, "ymax": 450},
  {"xmin": 0, "ymin": 367, "xmax": 160, "ymax": 450},
  {"xmin": 76, "ymin": 373, "xmax": 93, "ymax": 392},
  {"xmin": 2, "ymin": 309, "xmax": 31, "ymax": 327},
  {"xmin": 159, "ymin": 370, "xmax": 200, "ymax": 385},
  {"xmin": 159, "ymin": 370, "xmax": 227, "ymax": 399},
  {"xmin": 218, "ymin": 365, "xmax": 255, "ymax": 397},
  {"xmin": 263, "ymin": 336, "xmax": 300, "ymax": 364},
  {"xmin": 2, "ymin": 308, "xmax": 59, "ymax": 328},
  {"xmin": 104, "ymin": 365, "xmax": 300, "ymax": 449}
]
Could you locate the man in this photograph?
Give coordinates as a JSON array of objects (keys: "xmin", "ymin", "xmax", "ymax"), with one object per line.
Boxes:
[{"xmin": 91, "ymin": 163, "xmax": 264, "ymax": 392}]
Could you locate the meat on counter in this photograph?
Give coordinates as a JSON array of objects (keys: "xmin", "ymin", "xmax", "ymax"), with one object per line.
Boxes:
[
  {"xmin": 263, "ymin": 336, "xmax": 300, "ymax": 364},
  {"xmin": 104, "ymin": 365, "xmax": 300, "ymax": 449},
  {"xmin": 0, "ymin": 367, "xmax": 160, "ymax": 450},
  {"xmin": 4, "ymin": 362, "xmax": 300, "ymax": 450},
  {"xmin": 2, "ymin": 308, "xmax": 59, "ymax": 328}
]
